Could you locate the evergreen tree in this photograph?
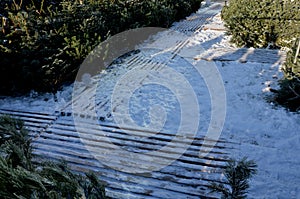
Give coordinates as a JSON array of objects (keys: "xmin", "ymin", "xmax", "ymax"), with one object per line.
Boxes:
[
  {"xmin": 0, "ymin": 115, "xmax": 107, "ymax": 199},
  {"xmin": 221, "ymin": 0, "xmax": 300, "ymax": 48},
  {"xmin": 208, "ymin": 157, "xmax": 257, "ymax": 199}
]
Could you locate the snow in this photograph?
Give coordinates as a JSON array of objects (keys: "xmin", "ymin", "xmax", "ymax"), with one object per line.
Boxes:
[
  {"xmin": 0, "ymin": 3, "xmax": 300, "ymax": 198},
  {"xmin": 0, "ymin": 86, "xmax": 72, "ymax": 114}
]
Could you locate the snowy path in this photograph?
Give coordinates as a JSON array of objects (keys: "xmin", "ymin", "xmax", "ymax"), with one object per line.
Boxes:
[{"xmin": 1, "ymin": 1, "xmax": 300, "ymax": 199}]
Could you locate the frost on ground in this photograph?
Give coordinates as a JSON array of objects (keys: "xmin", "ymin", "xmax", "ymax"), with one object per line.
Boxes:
[{"xmin": 0, "ymin": 7, "xmax": 299, "ymax": 199}]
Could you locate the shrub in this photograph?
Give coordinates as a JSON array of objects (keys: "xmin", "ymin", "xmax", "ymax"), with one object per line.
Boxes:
[
  {"xmin": 268, "ymin": 39, "xmax": 300, "ymax": 112},
  {"xmin": 221, "ymin": 0, "xmax": 300, "ymax": 111},
  {"xmin": 274, "ymin": 79, "xmax": 300, "ymax": 112},
  {"xmin": 0, "ymin": 115, "xmax": 33, "ymax": 169},
  {"xmin": 0, "ymin": 0, "xmax": 103, "ymax": 94},
  {"xmin": 282, "ymin": 38, "xmax": 300, "ymax": 79},
  {"xmin": 0, "ymin": 115, "xmax": 107, "ymax": 199},
  {"xmin": 208, "ymin": 157, "xmax": 257, "ymax": 199},
  {"xmin": 221, "ymin": 0, "xmax": 300, "ymax": 48},
  {"xmin": 0, "ymin": 0, "xmax": 203, "ymax": 95}
]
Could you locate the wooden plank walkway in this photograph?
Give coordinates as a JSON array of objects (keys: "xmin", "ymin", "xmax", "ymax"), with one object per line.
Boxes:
[
  {"xmin": 0, "ymin": 106, "xmax": 234, "ymax": 198},
  {"xmin": 0, "ymin": 101, "xmax": 235, "ymax": 198},
  {"xmin": 171, "ymin": 3, "xmax": 223, "ymax": 34},
  {"xmin": 32, "ymin": 115, "xmax": 234, "ymax": 199}
]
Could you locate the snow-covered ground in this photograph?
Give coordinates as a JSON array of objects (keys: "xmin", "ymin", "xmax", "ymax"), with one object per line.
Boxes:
[{"xmin": 0, "ymin": 3, "xmax": 299, "ymax": 198}]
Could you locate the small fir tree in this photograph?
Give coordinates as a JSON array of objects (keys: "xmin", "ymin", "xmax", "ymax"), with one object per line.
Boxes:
[{"xmin": 209, "ymin": 157, "xmax": 257, "ymax": 199}]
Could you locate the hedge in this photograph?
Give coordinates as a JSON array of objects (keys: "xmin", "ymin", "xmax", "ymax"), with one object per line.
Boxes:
[
  {"xmin": 275, "ymin": 39, "xmax": 300, "ymax": 111},
  {"xmin": 221, "ymin": 0, "xmax": 300, "ymax": 48},
  {"xmin": 0, "ymin": 0, "xmax": 203, "ymax": 94},
  {"xmin": 221, "ymin": 0, "xmax": 300, "ymax": 111}
]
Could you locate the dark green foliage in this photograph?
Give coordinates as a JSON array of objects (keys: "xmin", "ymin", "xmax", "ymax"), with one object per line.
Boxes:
[
  {"xmin": 0, "ymin": 115, "xmax": 107, "ymax": 199},
  {"xmin": 0, "ymin": 115, "xmax": 33, "ymax": 169},
  {"xmin": 273, "ymin": 38, "xmax": 300, "ymax": 111},
  {"xmin": 221, "ymin": 0, "xmax": 300, "ymax": 48},
  {"xmin": 209, "ymin": 157, "xmax": 257, "ymax": 199},
  {"xmin": 273, "ymin": 78, "xmax": 300, "ymax": 112},
  {"xmin": 283, "ymin": 38, "xmax": 300, "ymax": 79},
  {"xmin": 0, "ymin": 157, "xmax": 46, "ymax": 199},
  {"xmin": 0, "ymin": 0, "xmax": 203, "ymax": 95},
  {"xmin": 0, "ymin": 0, "xmax": 103, "ymax": 94},
  {"xmin": 221, "ymin": 0, "xmax": 300, "ymax": 112},
  {"xmin": 80, "ymin": 172, "xmax": 107, "ymax": 199}
]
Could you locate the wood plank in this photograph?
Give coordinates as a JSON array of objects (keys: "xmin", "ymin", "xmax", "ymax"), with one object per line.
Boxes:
[
  {"xmin": 56, "ymin": 116, "xmax": 233, "ymax": 144},
  {"xmin": 34, "ymin": 135, "xmax": 228, "ymax": 171},
  {"xmin": 46, "ymin": 121, "xmax": 232, "ymax": 156},
  {"xmin": 195, "ymin": 47, "xmax": 287, "ymax": 64},
  {"xmin": 0, "ymin": 108, "xmax": 57, "ymax": 119}
]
